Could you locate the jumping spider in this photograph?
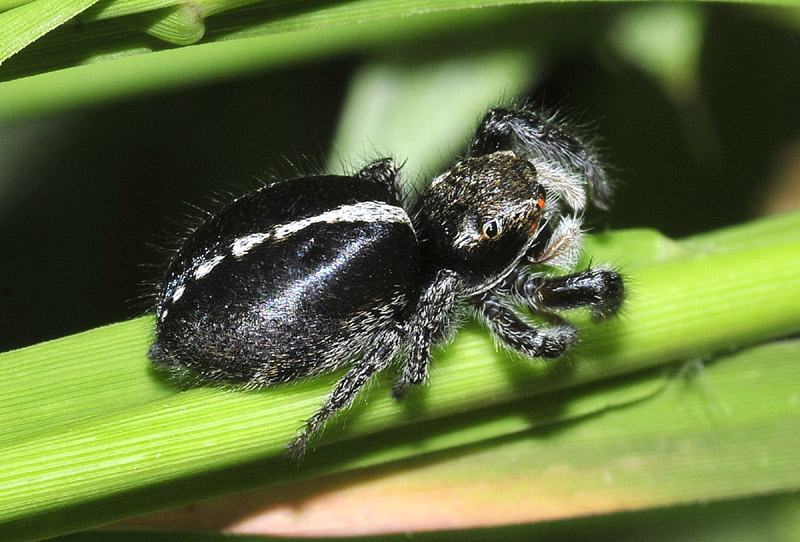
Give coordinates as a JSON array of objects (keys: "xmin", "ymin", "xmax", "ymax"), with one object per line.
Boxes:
[{"xmin": 149, "ymin": 107, "xmax": 625, "ymax": 457}]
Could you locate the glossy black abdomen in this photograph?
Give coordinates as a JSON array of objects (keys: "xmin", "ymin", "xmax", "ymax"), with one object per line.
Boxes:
[{"xmin": 151, "ymin": 176, "xmax": 421, "ymax": 385}]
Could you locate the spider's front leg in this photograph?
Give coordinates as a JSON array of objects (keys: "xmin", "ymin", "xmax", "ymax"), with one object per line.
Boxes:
[
  {"xmin": 504, "ymin": 264, "xmax": 625, "ymax": 321},
  {"xmin": 392, "ymin": 269, "xmax": 462, "ymax": 399},
  {"xmin": 469, "ymin": 107, "xmax": 611, "ymax": 210},
  {"xmin": 472, "ymin": 291, "xmax": 577, "ymax": 359}
]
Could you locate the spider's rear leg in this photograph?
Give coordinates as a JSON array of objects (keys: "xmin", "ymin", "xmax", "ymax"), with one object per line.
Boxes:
[
  {"xmin": 355, "ymin": 158, "xmax": 402, "ymax": 201},
  {"xmin": 289, "ymin": 328, "xmax": 403, "ymax": 459}
]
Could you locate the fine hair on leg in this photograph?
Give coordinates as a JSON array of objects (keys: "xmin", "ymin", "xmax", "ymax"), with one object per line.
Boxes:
[{"xmin": 289, "ymin": 328, "xmax": 403, "ymax": 459}]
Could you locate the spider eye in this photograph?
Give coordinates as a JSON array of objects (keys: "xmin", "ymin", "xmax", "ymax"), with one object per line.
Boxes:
[{"xmin": 481, "ymin": 218, "xmax": 502, "ymax": 240}]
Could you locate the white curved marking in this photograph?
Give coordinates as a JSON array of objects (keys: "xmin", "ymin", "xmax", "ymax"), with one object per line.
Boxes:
[
  {"xmin": 231, "ymin": 233, "xmax": 270, "ymax": 259},
  {"xmin": 273, "ymin": 201, "xmax": 411, "ymax": 240},
  {"xmin": 171, "ymin": 284, "xmax": 186, "ymax": 303},
  {"xmin": 194, "ymin": 254, "xmax": 225, "ymax": 279},
  {"xmin": 227, "ymin": 200, "xmax": 412, "ymax": 258}
]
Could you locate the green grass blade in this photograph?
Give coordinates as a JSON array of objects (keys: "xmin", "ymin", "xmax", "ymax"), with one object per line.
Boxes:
[
  {"xmin": 0, "ymin": 0, "xmax": 101, "ymax": 63},
  {"xmin": 0, "ymin": 6, "xmax": 529, "ymax": 121},
  {"xmin": 111, "ymin": 340, "xmax": 800, "ymax": 536},
  {"xmin": 6, "ymin": 1, "xmax": 793, "ymax": 120},
  {"xmin": 121, "ymin": 6, "xmax": 206, "ymax": 45},
  {"xmin": 1, "ymin": 211, "xmax": 799, "ymax": 540}
]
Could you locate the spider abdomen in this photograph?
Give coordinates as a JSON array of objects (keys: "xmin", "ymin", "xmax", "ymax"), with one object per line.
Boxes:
[{"xmin": 150, "ymin": 175, "xmax": 421, "ymax": 386}]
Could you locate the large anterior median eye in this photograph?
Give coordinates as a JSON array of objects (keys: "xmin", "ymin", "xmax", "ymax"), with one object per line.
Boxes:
[{"xmin": 481, "ymin": 217, "xmax": 503, "ymax": 240}]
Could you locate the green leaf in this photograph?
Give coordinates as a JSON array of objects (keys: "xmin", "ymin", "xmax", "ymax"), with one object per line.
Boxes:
[
  {"xmin": 2, "ymin": 210, "xmax": 800, "ymax": 540},
  {"xmin": 1, "ymin": 6, "xmax": 540, "ymax": 120},
  {"xmin": 0, "ymin": 0, "xmax": 102, "ymax": 63},
  {"xmin": 110, "ymin": 340, "xmax": 800, "ymax": 537}
]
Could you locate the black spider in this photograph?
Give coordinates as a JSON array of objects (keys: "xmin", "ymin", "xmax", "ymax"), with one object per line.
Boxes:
[{"xmin": 149, "ymin": 107, "xmax": 625, "ymax": 457}]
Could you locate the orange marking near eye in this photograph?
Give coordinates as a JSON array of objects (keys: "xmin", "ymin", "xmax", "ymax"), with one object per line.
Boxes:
[{"xmin": 528, "ymin": 197, "xmax": 546, "ymax": 233}]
